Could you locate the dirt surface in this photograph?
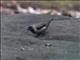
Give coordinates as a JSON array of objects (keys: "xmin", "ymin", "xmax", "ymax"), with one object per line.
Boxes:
[{"xmin": 1, "ymin": 13, "xmax": 80, "ymax": 60}]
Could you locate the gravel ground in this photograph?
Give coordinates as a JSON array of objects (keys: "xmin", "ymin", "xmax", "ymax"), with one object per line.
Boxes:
[{"xmin": 1, "ymin": 13, "xmax": 80, "ymax": 60}]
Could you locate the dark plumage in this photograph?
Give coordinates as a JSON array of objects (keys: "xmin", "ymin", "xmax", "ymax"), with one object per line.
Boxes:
[{"xmin": 27, "ymin": 18, "xmax": 53, "ymax": 36}]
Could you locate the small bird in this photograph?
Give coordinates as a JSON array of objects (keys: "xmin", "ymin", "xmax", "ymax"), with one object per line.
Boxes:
[{"xmin": 27, "ymin": 18, "xmax": 54, "ymax": 36}]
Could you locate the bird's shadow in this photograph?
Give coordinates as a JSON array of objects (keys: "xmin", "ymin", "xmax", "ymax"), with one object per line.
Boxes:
[{"xmin": 34, "ymin": 32, "xmax": 48, "ymax": 38}]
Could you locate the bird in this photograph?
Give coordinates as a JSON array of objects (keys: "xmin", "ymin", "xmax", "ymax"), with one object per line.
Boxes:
[{"xmin": 27, "ymin": 18, "xmax": 54, "ymax": 36}]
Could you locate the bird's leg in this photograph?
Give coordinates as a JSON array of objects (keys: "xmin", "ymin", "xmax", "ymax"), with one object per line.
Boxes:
[
  {"xmin": 35, "ymin": 33, "xmax": 41, "ymax": 37},
  {"xmin": 35, "ymin": 31, "xmax": 46, "ymax": 37}
]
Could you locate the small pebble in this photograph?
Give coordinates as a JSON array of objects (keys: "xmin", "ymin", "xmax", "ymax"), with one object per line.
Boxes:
[
  {"xmin": 16, "ymin": 57, "xmax": 24, "ymax": 60},
  {"xmin": 20, "ymin": 47, "xmax": 25, "ymax": 51},
  {"xmin": 45, "ymin": 43, "xmax": 52, "ymax": 47}
]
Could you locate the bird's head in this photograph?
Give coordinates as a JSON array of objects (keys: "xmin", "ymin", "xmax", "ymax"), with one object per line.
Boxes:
[{"xmin": 27, "ymin": 26, "xmax": 32, "ymax": 30}]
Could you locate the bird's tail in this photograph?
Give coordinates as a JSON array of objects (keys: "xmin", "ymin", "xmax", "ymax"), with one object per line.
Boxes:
[{"xmin": 46, "ymin": 18, "xmax": 54, "ymax": 27}]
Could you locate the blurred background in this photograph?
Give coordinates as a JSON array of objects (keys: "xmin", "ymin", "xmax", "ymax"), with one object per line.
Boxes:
[
  {"xmin": 0, "ymin": 0, "xmax": 80, "ymax": 18},
  {"xmin": 1, "ymin": 1, "xmax": 80, "ymax": 60}
]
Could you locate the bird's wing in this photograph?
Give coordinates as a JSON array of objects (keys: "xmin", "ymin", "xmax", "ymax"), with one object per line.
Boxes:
[
  {"xmin": 32, "ymin": 25, "xmax": 38, "ymax": 32},
  {"xmin": 35, "ymin": 23, "xmax": 46, "ymax": 28}
]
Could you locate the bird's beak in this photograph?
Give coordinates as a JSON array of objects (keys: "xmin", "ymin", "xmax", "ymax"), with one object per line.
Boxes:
[
  {"xmin": 27, "ymin": 27, "xmax": 29, "ymax": 30},
  {"xmin": 27, "ymin": 28, "xmax": 29, "ymax": 30}
]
